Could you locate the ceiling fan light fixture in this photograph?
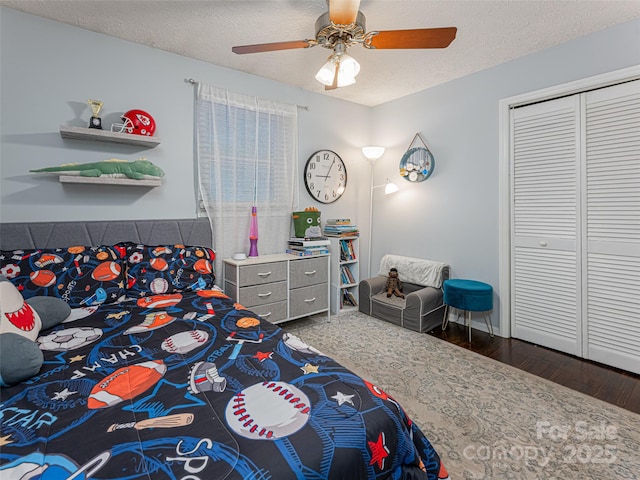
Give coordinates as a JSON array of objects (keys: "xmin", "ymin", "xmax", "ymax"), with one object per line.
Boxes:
[{"xmin": 315, "ymin": 52, "xmax": 360, "ymax": 87}]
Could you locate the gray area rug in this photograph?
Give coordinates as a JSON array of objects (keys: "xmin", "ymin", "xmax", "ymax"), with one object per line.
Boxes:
[{"xmin": 282, "ymin": 311, "xmax": 640, "ymax": 479}]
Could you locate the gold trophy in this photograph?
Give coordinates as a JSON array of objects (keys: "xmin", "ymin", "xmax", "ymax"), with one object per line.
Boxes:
[{"xmin": 88, "ymin": 99, "xmax": 103, "ymax": 129}]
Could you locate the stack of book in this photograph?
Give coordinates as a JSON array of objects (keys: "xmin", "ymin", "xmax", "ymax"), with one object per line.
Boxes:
[
  {"xmin": 286, "ymin": 236, "xmax": 330, "ymax": 256},
  {"xmin": 342, "ymin": 290, "xmax": 358, "ymax": 308},
  {"xmin": 323, "ymin": 219, "xmax": 359, "ymax": 237}
]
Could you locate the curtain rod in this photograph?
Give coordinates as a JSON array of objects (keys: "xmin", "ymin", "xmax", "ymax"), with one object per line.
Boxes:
[{"xmin": 185, "ymin": 78, "xmax": 309, "ymax": 111}]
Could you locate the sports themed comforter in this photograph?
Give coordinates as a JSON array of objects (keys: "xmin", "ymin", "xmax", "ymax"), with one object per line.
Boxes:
[{"xmin": 0, "ymin": 244, "xmax": 449, "ymax": 480}]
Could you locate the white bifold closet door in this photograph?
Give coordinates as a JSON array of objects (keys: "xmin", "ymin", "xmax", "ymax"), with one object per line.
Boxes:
[{"xmin": 511, "ymin": 80, "xmax": 640, "ymax": 374}]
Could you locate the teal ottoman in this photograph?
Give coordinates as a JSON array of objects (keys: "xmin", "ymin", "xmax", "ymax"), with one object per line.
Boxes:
[{"xmin": 442, "ymin": 279, "xmax": 494, "ymax": 342}]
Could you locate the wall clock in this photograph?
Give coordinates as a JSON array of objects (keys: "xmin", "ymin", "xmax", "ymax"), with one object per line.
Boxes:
[{"xmin": 304, "ymin": 150, "xmax": 347, "ymax": 204}]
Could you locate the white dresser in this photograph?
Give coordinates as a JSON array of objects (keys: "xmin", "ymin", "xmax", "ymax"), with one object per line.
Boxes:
[{"xmin": 223, "ymin": 253, "xmax": 330, "ymax": 324}]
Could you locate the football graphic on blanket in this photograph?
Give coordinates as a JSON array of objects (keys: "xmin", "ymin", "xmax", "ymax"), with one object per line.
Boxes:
[
  {"xmin": 225, "ymin": 381, "xmax": 311, "ymax": 440},
  {"xmin": 87, "ymin": 360, "xmax": 167, "ymax": 409}
]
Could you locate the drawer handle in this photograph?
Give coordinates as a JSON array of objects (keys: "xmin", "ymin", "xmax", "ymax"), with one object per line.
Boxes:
[
  {"xmin": 304, "ymin": 270, "xmax": 317, "ymax": 276},
  {"xmin": 260, "ymin": 312, "xmax": 272, "ymax": 318},
  {"xmin": 304, "ymin": 297, "xmax": 317, "ymax": 303},
  {"xmin": 257, "ymin": 272, "xmax": 272, "ymax": 277},
  {"xmin": 258, "ymin": 292, "xmax": 272, "ymax": 298}
]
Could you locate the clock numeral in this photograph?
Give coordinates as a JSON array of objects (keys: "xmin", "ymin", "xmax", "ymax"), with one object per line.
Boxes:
[
  {"xmin": 325, "ymin": 193, "xmax": 329, "ymax": 201},
  {"xmin": 309, "ymin": 162, "xmax": 316, "ymax": 170},
  {"xmin": 323, "ymin": 152, "xmax": 330, "ymax": 160},
  {"xmin": 309, "ymin": 182, "xmax": 315, "ymax": 190},
  {"xmin": 316, "ymin": 190, "xmax": 321, "ymax": 197}
]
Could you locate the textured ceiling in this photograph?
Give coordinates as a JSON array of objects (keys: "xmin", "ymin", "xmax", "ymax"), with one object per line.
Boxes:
[{"xmin": 2, "ymin": 0, "xmax": 640, "ymax": 106}]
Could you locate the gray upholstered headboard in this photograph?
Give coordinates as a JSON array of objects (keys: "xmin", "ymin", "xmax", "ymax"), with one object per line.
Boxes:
[{"xmin": 0, "ymin": 218, "xmax": 213, "ymax": 250}]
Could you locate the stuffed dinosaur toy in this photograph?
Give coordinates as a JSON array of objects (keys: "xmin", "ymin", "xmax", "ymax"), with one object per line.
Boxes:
[
  {"xmin": 385, "ymin": 267, "xmax": 405, "ymax": 299},
  {"xmin": 0, "ymin": 275, "xmax": 71, "ymax": 386}
]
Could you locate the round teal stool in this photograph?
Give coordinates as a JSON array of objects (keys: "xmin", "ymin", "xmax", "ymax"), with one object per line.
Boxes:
[{"xmin": 442, "ymin": 279, "xmax": 494, "ymax": 342}]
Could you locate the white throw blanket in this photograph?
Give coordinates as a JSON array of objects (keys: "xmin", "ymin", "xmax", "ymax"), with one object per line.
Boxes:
[{"xmin": 378, "ymin": 254, "xmax": 447, "ymax": 289}]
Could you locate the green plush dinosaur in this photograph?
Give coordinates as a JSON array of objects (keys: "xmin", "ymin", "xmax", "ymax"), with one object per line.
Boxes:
[{"xmin": 30, "ymin": 158, "xmax": 165, "ymax": 179}]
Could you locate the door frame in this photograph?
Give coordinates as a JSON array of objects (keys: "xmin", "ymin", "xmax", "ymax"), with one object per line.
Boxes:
[{"xmin": 497, "ymin": 65, "xmax": 640, "ymax": 338}]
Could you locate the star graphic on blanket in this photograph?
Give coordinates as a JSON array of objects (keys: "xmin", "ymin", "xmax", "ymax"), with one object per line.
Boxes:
[
  {"xmin": 300, "ymin": 363, "xmax": 319, "ymax": 375},
  {"xmin": 69, "ymin": 354, "xmax": 86, "ymax": 363},
  {"xmin": 331, "ymin": 391, "xmax": 355, "ymax": 406},
  {"xmin": 0, "ymin": 435, "xmax": 12, "ymax": 446},
  {"xmin": 253, "ymin": 351, "xmax": 273, "ymax": 362},
  {"xmin": 52, "ymin": 388, "xmax": 77, "ymax": 401},
  {"xmin": 368, "ymin": 431, "xmax": 390, "ymax": 470}
]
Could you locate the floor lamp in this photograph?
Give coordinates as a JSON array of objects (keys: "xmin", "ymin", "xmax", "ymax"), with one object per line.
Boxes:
[{"xmin": 362, "ymin": 147, "xmax": 399, "ymax": 278}]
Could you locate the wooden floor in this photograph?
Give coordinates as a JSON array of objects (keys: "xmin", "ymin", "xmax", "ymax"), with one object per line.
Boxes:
[{"xmin": 430, "ymin": 322, "xmax": 640, "ymax": 415}]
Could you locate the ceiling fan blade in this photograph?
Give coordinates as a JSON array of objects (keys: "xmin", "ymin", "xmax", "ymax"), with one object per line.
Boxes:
[
  {"xmin": 329, "ymin": 0, "xmax": 361, "ymax": 25},
  {"xmin": 368, "ymin": 27, "xmax": 457, "ymax": 49},
  {"xmin": 232, "ymin": 40, "xmax": 312, "ymax": 54}
]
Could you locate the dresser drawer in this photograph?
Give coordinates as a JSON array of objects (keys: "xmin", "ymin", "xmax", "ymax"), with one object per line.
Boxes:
[
  {"xmin": 228, "ymin": 261, "xmax": 287, "ymax": 287},
  {"xmin": 289, "ymin": 256, "xmax": 328, "ymax": 288},
  {"xmin": 237, "ymin": 281, "xmax": 287, "ymax": 307},
  {"xmin": 290, "ymin": 283, "xmax": 328, "ymax": 318},
  {"xmin": 250, "ymin": 301, "xmax": 288, "ymax": 324}
]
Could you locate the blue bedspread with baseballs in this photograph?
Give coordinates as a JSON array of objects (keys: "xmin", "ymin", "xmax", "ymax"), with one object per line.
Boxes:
[{"xmin": 0, "ymin": 290, "xmax": 449, "ymax": 479}]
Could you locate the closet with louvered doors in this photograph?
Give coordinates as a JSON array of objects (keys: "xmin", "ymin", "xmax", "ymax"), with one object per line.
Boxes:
[{"xmin": 510, "ymin": 79, "xmax": 640, "ymax": 374}]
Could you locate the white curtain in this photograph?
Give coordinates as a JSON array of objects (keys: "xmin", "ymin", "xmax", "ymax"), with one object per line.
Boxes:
[{"xmin": 195, "ymin": 83, "xmax": 298, "ymax": 277}]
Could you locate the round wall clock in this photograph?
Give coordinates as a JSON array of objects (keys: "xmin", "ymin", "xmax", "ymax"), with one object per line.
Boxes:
[
  {"xmin": 304, "ymin": 149, "xmax": 347, "ymax": 204},
  {"xmin": 399, "ymin": 146, "xmax": 435, "ymax": 182}
]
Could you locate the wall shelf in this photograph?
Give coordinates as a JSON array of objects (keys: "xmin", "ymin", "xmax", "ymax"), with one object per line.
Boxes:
[
  {"xmin": 59, "ymin": 175, "xmax": 161, "ymax": 187},
  {"xmin": 59, "ymin": 125, "xmax": 161, "ymax": 148}
]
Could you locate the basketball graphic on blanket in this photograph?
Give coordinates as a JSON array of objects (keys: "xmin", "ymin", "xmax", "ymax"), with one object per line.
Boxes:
[
  {"xmin": 92, "ymin": 261, "xmax": 122, "ymax": 282},
  {"xmin": 161, "ymin": 330, "xmax": 209, "ymax": 354},
  {"xmin": 149, "ymin": 257, "xmax": 168, "ymax": 271},
  {"xmin": 87, "ymin": 360, "xmax": 167, "ymax": 409},
  {"xmin": 225, "ymin": 381, "xmax": 311, "ymax": 440}
]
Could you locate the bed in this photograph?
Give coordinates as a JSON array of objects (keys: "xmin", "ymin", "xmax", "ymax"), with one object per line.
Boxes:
[{"xmin": 0, "ymin": 219, "xmax": 448, "ymax": 480}]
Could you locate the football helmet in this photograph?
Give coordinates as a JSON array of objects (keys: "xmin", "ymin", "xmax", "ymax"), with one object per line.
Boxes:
[{"xmin": 111, "ymin": 109, "xmax": 156, "ymax": 136}]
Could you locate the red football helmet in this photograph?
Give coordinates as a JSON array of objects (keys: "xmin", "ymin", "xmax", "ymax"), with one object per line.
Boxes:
[{"xmin": 111, "ymin": 109, "xmax": 156, "ymax": 136}]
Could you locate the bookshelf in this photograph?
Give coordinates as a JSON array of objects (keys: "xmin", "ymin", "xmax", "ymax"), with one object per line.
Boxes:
[{"xmin": 328, "ymin": 236, "xmax": 359, "ymax": 314}]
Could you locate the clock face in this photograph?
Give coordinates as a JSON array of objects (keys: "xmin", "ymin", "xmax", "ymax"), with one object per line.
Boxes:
[{"xmin": 304, "ymin": 150, "xmax": 347, "ymax": 204}]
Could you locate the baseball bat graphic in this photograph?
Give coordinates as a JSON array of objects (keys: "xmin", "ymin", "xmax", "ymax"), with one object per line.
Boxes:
[{"xmin": 107, "ymin": 413, "xmax": 194, "ymax": 432}]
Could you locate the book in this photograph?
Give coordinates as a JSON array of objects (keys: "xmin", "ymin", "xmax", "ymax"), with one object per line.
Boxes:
[
  {"xmin": 287, "ymin": 244, "xmax": 328, "ymax": 251},
  {"xmin": 326, "ymin": 218, "xmax": 351, "ymax": 225},
  {"xmin": 288, "ymin": 238, "xmax": 330, "ymax": 247},
  {"xmin": 286, "ymin": 248, "xmax": 329, "ymax": 257}
]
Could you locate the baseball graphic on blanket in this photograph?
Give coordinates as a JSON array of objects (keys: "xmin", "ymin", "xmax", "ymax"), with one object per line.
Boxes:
[
  {"xmin": 161, "ymin": 330, "xmax": 209, "ymax": 354},
  {"xmin": 225, "ymin": 381, "xmax": 311, "ymax": 440}
]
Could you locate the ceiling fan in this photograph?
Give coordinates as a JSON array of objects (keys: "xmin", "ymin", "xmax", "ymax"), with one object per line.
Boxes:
[{"xmin": 231, "ymin": 0, "xmax": 457, "ymax": 90}]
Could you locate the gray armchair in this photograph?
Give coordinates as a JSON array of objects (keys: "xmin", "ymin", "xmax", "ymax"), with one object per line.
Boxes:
[{"xmin": 359, "ymin": 254, "xmax": 450, "ymax": 332}]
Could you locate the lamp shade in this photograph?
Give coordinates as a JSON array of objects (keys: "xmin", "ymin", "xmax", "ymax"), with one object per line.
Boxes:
[
  {"xmin": 362, "ymin": 146, "xmax": 385, "ymax": 161},
  {"xmin": 315, "ymin": 53, "xmax": 360, "ymax": 87},
  {"xmin": 384, "ymin": 180, "xmax": 399, "ymax": 195}
]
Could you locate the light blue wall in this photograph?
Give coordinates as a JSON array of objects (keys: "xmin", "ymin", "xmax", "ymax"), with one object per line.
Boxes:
[
  {"xmin": 2, "ymin": 7, "xmax": 638, "ymax": 332},
  {"xmin": 369, "ymin": 19, "xmax": 640, "ymax": 331},
  {"xmin": 0, "ymin": 7, "xmax": 370, "ymax": 225}
]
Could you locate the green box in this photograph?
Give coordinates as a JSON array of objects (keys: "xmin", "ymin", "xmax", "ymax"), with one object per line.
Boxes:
[{"xmin": 292, "ymin": 211, "xmax": 321, "ymax": 238}]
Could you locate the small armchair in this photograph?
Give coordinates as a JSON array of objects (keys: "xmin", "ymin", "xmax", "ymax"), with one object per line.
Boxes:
[{"xmin": 359, "ymin": 254, "xmax": 450, "ymax": 332}]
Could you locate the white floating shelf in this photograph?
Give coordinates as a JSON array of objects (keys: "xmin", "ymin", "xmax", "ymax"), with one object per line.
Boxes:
[
  {"xmin": 59, "ymin": 175, "xmax": 161, "ymax": 187},
  {"xmin": 59, "ymin": 125, "xmax": 161, "ymax": 147}
]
